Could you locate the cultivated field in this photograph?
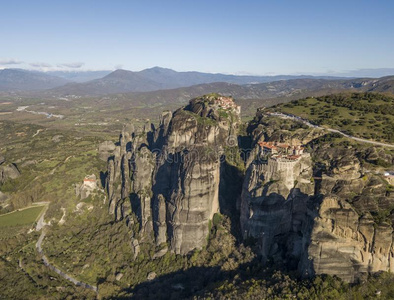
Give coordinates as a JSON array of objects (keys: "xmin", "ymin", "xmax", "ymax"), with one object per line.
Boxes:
[{"xmin": 0, "ymin": 205, "xmax": 44, "ymax": 227}]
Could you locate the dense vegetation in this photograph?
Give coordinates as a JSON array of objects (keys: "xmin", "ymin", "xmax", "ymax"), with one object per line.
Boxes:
[
  {"xmin": 29, "ymin": 201, "xmax": 394, "ymax": 299},
  {"xmin": 0, "ymin": 121, "xmax": 109, "ymax": 299},
  {"xmin": 0, "ymin": 216, "xmax": 97, "ymax": 299},
  {"xmin": 273, "ymin": 92, "xmax": 394, "ymax": 143},
  {"xmin": 3, "ymin": 205, "xmax": 394, "ymax": 299}
]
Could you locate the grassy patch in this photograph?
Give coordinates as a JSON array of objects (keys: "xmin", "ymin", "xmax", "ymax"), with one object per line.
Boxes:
[{"xmin": 0, "ymin": 205, "xmax": 44, "ymax": 227}]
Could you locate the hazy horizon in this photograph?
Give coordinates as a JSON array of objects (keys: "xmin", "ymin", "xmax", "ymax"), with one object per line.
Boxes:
[{"xmin": 2, "ymin": 66, "xmax": 394, "ymax": 79}]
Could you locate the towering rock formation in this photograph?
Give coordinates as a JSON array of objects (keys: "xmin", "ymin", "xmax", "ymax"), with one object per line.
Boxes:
[
  {"xmin": 297, "ymin": 144, "xmax": 394, "ymax": 282},
  {"xmin": 105, "ymin": 96, "xmax": 394, "ymax": 282},
  {"xmin": 241, "ymin": 112, "xmax": 394, "ymax": 282},
  {"xmin": 106, "ymin": 94, "xmax": 241, "ymax": 254}
]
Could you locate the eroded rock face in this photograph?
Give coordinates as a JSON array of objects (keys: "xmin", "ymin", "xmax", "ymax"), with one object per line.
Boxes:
[
  {"xmin": 240, "ymin": 153, "xmax": 314, "ymax": 265},
  {"xmin": 106, "ymin": 95, "xmax": 240, "ymax": 254},
  {"xmin": 0, "ymin": 162, "xmax": 20, "ymax": 185},
  {"xmin": 299, "ymin": 196, "xmax": 394, "ymax": 283},
  {"xmin": 98, "ymin": 141, "xmax": 116, "ymax": 161},
  {"xmin": 241, "ymin": 112, "xmax": 394, "ymax": 282}
]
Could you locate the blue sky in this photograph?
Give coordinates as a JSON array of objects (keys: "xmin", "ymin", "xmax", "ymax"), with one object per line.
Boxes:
[{"xmin": 0, "ymin": 0, "xmax": 393, "ymax": 76}]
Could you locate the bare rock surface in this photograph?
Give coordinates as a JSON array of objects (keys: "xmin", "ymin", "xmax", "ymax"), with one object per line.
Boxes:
[
  {"xmin": 0, "ymin": 161, "xmax": 20, "ymax": 184},
  {"xmin": 106, "ymin": 95, "xmax": 241, "ymax": 254}
]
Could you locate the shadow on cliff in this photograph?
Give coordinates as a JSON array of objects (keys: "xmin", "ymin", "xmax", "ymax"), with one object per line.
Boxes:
[
  {"xmin": 219, "ymin": 161, "xmax": 244, "ymax": 243},
  {"xmin": 100, "ymin": 171, "xmax": 107, "ymax": 189},
  {"xmin": 217, "ymin": 134, "xmax": 252, "ymax": 243}
]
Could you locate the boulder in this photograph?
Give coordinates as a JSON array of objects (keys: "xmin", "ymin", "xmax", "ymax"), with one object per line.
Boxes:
[
  {"xmin": 98, "ymin": 141, "xmax": 116, "ymax": 161},
  {"xmin": 0, "ymin": 163, "xmax": 20, "ymax": 184}
]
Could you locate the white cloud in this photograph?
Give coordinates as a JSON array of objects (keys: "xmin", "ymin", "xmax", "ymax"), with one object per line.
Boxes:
[
  {"xmin": 58, "ymin": 62, "xmax": 85, "ymax": 69},
  {"xmin": 0, "ymin": 58, "xmax": 23, "ymax": 65},
  {"xmin": 114, "ymin": 64, "xmax": 123, "ymax": 70},
  {"xmin": 29, "ymin": 62, "xmax": 52, "ymax": 68}
]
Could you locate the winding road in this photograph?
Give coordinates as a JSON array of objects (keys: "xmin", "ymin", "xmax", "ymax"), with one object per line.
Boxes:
[
  {"xmin": 35, "ymin": 202, "xmax": 49, "ymax": 231},
  {"xmin": 269, "ymin": 112, "xmax": 394, "ymax": 148},
  {"xmin": 35, "ymin": 210, "xmax": 98, "ymax": 293}
]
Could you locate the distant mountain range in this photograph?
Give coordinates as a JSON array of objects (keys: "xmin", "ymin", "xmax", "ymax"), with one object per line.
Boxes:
[
  {"xmin": 1, "ymin": 67, "xmax": 393, "ymax": 100},
  {"xmin": 46, "ymin": 70, "xmax": 112, "ymax": 83},
  {"xmin": 48, "ymin": 67, "xmax": 350, "ymax": 96},
  {"xmin": 80, "ymin": 76, "xmax": 394, "ymax": 119},
  {"xmin": 0, "ymin": 69, "xmax": 70, "ymax": 91},
  {"xmin": 0, "ymin": 67, "xmax": 349, "ymax": 95},
  {"xmin": 115, "ymin": 76, "xmax": 394, "ymax": 105}
]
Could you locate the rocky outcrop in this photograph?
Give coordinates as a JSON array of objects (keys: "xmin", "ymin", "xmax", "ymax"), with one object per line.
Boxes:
[
  {"xmin": 106, "ymin": 94, "xmax": 241, "ymax": 254},
  {"xmin": 0, "ymin": 160, "xmax": 20, "ymax": 185},
  {"xmin": 362, "ymin": 146, "xmax": 394, "ymax": 166},
  {"xmin": 98, "ymin": 140, "xmax": 116, "ymax": 161},
  {"xmin": 0, "ymin": 191, "xmax": 8, "ymax": 202},
  {"xmin": 241, "ymin": 112, "xmax": 394, "ymax": 282},
  {"xmin": 299, "ymin": 196, "xmax": 394, "ymax": 283}
]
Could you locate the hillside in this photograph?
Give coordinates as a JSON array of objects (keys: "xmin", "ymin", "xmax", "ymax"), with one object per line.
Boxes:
[
  {"xmin": 366, "ymin": 76, "xmax": 394, "ymax": 93},
  {"xmin": 2, "ymin": 66, "xmax": 393, "ymax": 98},
  {"xmin": 0, "ymin": 69, "xmax": 70, "ymax": 91},
  {"xmin": 136, "ymin": 66, "xmax": 339, "ymax": 86},
  {"xmin": 271, "ymin": 92, "xmax": 394, "ymax": 143},
  {"xmin": 46, "ymin": 70, "xmax": 112, "ymax": 83},
  {"xmin": 45, "ymin": 67, "xmax": 351, "ymax": 96},
  {"xmin": 101, "ymin": 76, "xmax": 394, "ymax": 119},
  {"xmin": 50, "ymin": 69, "xmax": 165, "ymax": 95},
  {"xmin": 46, "ymin": 73, "xmax": 394, "ymax": 100}
]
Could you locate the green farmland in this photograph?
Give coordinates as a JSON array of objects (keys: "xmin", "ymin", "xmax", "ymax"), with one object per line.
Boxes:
[{"xmin": 0, "ymin": 205, "xmax": 44, "ymax": 228}]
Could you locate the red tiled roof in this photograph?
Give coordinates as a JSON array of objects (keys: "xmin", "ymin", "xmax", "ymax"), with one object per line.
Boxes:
[{"xmin": 258, "ymin": 141, "xmax": 278, "ymax": 150}]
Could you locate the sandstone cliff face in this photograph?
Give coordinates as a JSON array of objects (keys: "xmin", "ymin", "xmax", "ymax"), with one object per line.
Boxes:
[
  {"xmin": 297, "ymin": 144, "xmax": 394, "ymax": 282},
  {"xmin": 106, "ymin": 95, "xmax": 240, "ymax": 254},
  {"xmin": 241, "ymin": 112, "xmax": 394, "ymax": 282},
  {"xmin": 240, "ymin": 154, "xmax": 314, "ymax": 265},
  {"xmin": 299, "ymin": 196, "xmax": 394, "ymax": 283}
]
